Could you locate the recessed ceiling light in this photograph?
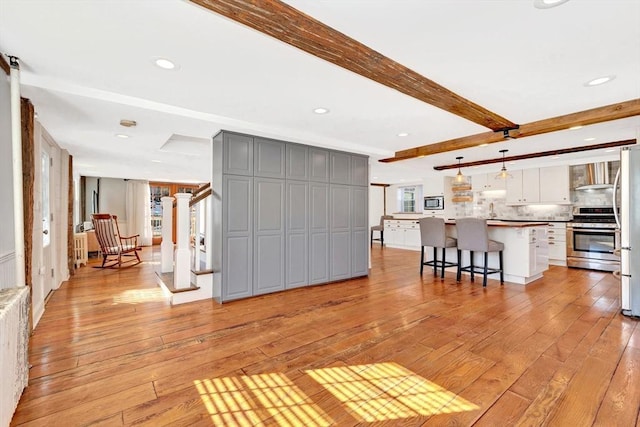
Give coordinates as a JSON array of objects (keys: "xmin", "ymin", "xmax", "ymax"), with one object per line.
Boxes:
[
  {"xmin": 153, "ymin": 57, "xmax": 178, "ymax": 70},
  {"xmin": 584, "ymin": 137, "xmax": 596, "ymax": 141},
  {"xmin": 569, "ymin": 126, "xmax": 583, "ymax": 131},
  {"xmin": 372, "ymin": 176, "xmax": 379, "ymax": 179},
  {"xmin": 115, "ymin": 133, "xmax": 129, "ymax": 139},
  {"xmin": 151, "ymin": 159, "xmax": 162, "ymax": 163},
  {"xmin": 313, "ymin": 107, "xmax": 330, "ymax": 114},
  {"xmin": 533, "ymin": 0, "xmax": 571, "ymax": 9},
  {"xmin": 552, "ymin": 156, "xmax": 560, "ymax": 159},
  {"xmin": 584, "ymin": 75, "xmax": 615, "ymax": 87},
  {"xmin": 478, "ymin": 143, "xmax": 489, "ymax": 147},
  {"xmin": 605, "ymin": 149, "xmax": 617, "ymax": 153},
  {"xmin": 397, "ymin": 132, "xmax": 409, "ymax": 137}
]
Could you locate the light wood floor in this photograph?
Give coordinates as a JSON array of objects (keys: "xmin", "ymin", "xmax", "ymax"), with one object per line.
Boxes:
[{"xmin": 11, "ymin": 246, "xmax": 640, "ymax": 426}]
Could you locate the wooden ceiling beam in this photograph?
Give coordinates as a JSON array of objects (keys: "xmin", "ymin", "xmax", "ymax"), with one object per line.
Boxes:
[
  {"xmin": 189, "ymin": 0, "xmax": 516, "ymax": 131},
  {"xmin": 381, "ymin": 99, "xmax": 640, "ymax": 162},
  {"xmin": 433, "ymin": 139, "xmax": 636, "ymax": 171},
  {"xmin": 0, "ymin": 55, "xmax": 10, "ymax": 75}
]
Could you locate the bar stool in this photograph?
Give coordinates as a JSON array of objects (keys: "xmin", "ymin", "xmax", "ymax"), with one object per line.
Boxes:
[
  {"xmin": 371, "ymin": 215, "xmax": 394, "ymax": 246},
  {"xmin": 419, "ymin": 217, "xmax": 458, "ymax": 278},
  {"xmin": 455, "ymin": 217, "xmax": 504, "ymax": 287}
]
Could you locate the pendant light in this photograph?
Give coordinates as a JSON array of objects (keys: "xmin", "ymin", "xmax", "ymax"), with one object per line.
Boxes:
[
  {"xmin": 495, "ymin": 149, "xmax": 512, "ymax": 179},
  {"xmin": 454, "ymin": 156, "xmax": 465, "ymax": 183}
]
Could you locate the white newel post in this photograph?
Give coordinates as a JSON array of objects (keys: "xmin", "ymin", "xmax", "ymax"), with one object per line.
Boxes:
[
  {"xmin": 193, "ymin": 202, "xmax": 200, "ymax": 270},
  {"xmin": 160, "ymin": 196, "xmax": 174, "ymax": 273},
  {"xmin": 173, "ymin": 193, "xmax": 191, "ymax": 289}
]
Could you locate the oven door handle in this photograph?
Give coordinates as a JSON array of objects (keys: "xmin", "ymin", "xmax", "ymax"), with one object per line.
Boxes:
[{"xmin": 567, "ymin": 227, "xmax": 618, "ymax": 234}]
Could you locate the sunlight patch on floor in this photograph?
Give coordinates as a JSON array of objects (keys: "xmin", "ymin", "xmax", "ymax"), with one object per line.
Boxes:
[
  {"xmin": 305, "ymin": 362, "xmax": 479, "ymax": 422},
  {"xmin": 112, "ymin": 288, "xmax": 167, "ymax": 304},
  {"xmin": 194, "ymin": 372, "xmax": 333, "ymax": 426},
  {"xmin": 194, "ymin": 362, "xmax": 478, "ymax": 425}
]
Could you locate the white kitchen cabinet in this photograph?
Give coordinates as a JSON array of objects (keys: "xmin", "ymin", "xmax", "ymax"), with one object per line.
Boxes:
[
  {"xmin": 547, "ymin": 222, "xmax": 567, "ymax": 266},
  {"xmin": 384, "ymin": 219, "xmax": 421, "ymax": 250},
  {"xmin": 539, "ymin": 165, "xmax": 571, "ymax": 204},
  {"xmin": 472, "ymin": 173, "xmax": 506, "ymax": 192},
  {"xmin": 506, "ymin": 169, "xmax": 540, "ymax": 205},
  {"xmin": 531, "ymin": 227, "xmax": 549, "ymax": 276}
]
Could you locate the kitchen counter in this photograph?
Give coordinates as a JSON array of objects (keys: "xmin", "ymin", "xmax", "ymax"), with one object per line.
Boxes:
[{"xmin": 383, "ymin": 218, "xmax": 549, "ymax": 285}]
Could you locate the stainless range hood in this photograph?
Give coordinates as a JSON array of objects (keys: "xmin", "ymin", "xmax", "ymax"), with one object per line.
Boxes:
[{"xmin": 574, "ymin": 162, "xmax": 617, "ymax": 191}]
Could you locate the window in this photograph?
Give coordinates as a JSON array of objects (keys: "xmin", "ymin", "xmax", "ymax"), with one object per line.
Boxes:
[{"xmin": 401, "ymin": 187, "xmax": 417, "ymax": 213}]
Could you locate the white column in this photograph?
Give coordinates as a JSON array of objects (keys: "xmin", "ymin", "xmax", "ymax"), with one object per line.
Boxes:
[
  {"xmin": 10, "ymin": 58, "xmax": 25, "ymax": 287},
  {"xmin": 160, "ymin": 196, "xmax": 174, "ymax": 273},
  {"xmin": 205, "ymin": 196, "xmax": 213, "ymax": 270},
  {"xmin": 173, "ymin": 193, "xmax": 191, "ymax": 289},
  {"xmin": 193, "ymin": 202, "xmax": 201, "ymax": 270}
]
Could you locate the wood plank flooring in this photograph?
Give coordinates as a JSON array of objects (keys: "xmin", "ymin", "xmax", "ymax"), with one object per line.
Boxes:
[{"xmin": 10, "ymin": 246, "xmax": 640, "ymax": 426}]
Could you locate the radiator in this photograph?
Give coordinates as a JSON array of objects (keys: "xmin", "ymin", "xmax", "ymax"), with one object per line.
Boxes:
[
  {"xmin": 73, "ymin": 232, "xmax": 88, "ymax": 268},
  {"xmin": 0, "ymin": 287, "xmax": 29, "ymax": 427}
]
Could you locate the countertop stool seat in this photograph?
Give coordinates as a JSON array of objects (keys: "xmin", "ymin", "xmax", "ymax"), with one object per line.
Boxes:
[
  {"xmin": 371, "ymin": 215, "xmax": 394, "ymax": 247},
  {"xmin": 455, "ymin": 217, "xmax": 504, "ymax": 287},
  {"xmin": 419, "ymin": 217, "xmax": 458, "ymax": 278}
]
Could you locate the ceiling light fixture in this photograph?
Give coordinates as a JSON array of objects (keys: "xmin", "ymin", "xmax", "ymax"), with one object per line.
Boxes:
[
  {"xmin": 584, "ymin": 75, "xmax": 615, "ymax": 87},
  {"xmin": 397, "ymin": 132, "xmax": 409, "ymax": 137},
  {"xmin": 120, "ymin": 119, "xmax": 137, "ymax": 127},
  {"xmin": 569, "ymin": 125, "xmax": 583, "ymax": 130},
  {"xmin": 533, "ymin": 0, "xmax": 571, "ymax": 9},
  {"xmin": 584, "ymin": 137, "xmax": 596, "ymax": 141},
  {"xmin": 313, "ymin": 107, "xmax": 329, "ymax": 114},
  {"xmin": 495, "ymin": 149, "xmax": 512, "ymax": 180},
  {"xmin": 154, "ymin": 57, "xmax": 177, "ymax": 70},
  {"xmin": 454, "ymin": 156, "xmax": 465, "ymax": 183},
  {"xmin": 115, "ymin": 133, "xmax": 129, "ymax": 139}
]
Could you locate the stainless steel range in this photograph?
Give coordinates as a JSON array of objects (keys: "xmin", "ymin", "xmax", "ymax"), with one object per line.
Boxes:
[{"xmin": 567, "ymin": 206, "xmax": 620, "ymax": 272}]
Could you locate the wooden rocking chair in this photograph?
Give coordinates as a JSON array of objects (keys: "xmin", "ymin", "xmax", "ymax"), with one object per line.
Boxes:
[{"xmin": 91, "ymin": 213, "xmax": 141, "ymax": 268}]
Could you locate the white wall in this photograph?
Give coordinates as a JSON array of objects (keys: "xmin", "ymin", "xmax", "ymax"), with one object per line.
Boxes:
[
  {"xmin": 0, "ymin": 72, "xmax": 16, "ymax": 289},
  {"xmin": 98, "ymin": 178, "xmax": 128, "ymax": 234},
  {"xmin": 369, "ymin": 185, "xmax": 385, "ymax": 227}
]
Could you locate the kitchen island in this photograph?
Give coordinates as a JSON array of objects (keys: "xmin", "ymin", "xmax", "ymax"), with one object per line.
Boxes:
[{"xmin": 383, "ymin": 218, "xmax": 549, "ymax": 284}]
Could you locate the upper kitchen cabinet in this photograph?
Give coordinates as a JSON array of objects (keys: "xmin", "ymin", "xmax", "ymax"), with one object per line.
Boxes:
[
  {"xmin": 506, "ymin": 169, "xmax": 540, "ymax": 205},
  {"xmin": 472, "ymin": 173, "xmax": 506, "ymax": 192},
  {"xmin": 539, "ymin": 165, "xmax": 570, "ymax": 204},
  {"xmin": 350, "ymin": 155, "xmax": 368, "ymax": 186},
  {"xmin": 309, "ymin": 148, "xmax": 330, "ymax": 182},
  {"xmin": 286, "ymin": 143, "xmax": 309, "ymax": 181},
  {"xmin": 330, "ymin": 151, "xmax": 351, "ymax": 184},
  {"xmin": 222, "ymin": 132, "xmax": 253, "ymax": 176},
  {"xmin": 254, "ymin": 137, "xmax": 285, "ymax": 179}
]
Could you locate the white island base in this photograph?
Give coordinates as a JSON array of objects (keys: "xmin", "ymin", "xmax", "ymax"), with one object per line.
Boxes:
[{"xmin": 384, "ymin": 219, "xmax": 549, "ymax": 285}]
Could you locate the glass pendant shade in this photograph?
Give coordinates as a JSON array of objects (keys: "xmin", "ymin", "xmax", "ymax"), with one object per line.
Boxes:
[
  {"xmin": 495, "ymin": 149, "xmax": 512, "ymax": 180},
  {"xmin": 454, "ymin": 156, "xmax": 465, "ymax": 182}
]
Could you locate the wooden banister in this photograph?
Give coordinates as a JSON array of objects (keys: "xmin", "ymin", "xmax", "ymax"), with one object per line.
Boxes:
[{"xmin": 189, "ymin": 188, "xmax": 212, "ymax": 208}]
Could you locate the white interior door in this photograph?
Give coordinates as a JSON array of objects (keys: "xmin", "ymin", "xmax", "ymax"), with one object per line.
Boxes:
[{"xmin": 41, "ymin": 141, "xmax": 53, "ymax": 299}]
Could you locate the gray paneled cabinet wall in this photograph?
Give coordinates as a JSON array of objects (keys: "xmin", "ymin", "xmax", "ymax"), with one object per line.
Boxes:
[{"xmin": 212, "ymin": 130, "xmax": 369, "ymax": 302}]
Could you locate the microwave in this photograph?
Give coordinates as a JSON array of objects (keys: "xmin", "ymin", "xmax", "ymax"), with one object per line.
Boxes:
[{"xmin": 424, "ymin": 195, "xmax": 445, "ymax": 210}]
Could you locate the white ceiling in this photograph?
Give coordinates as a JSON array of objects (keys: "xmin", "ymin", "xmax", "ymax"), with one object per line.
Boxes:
[{"xmin": 1, "ymin": 0, "xmax": 639, "ymax": 184}]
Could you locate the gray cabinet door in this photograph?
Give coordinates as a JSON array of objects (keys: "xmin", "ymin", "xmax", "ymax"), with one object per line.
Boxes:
[
  {"xmin": 223, "ymin": 132, "xmax": 253, "ymax": 176},
  {"xmin": 286, "ymin": 181, "xmax": 309, "ymax": 289},
  {"xmin": 254, "ymin": 137, "xmax": 285, "ymax": 178},
  {"xmin": 350, "ymin": 186, "xmax": 368, "ymax": 230},
  {"xmin": 331, "ymin": 231, "xmax": 351, "ymax": 280},
  {"xmin": 222, "ymin": 175, "xmax": 252, "ymax": 301},
  {"xmin": 309, "ymin": 183, "xmax": 329, "ymax": 284},
  {"xmin": 351, "ymin": 229, "xmax": 368, "ymax": 277},
  {"xmin": 309, "ymin": 148, "xmax": 329, "ymax": 182},
  {"xmin": 286, "ymin": 144, "xmax": 309, "ymax": 181},
  {"xmin": 254, "ymin": 178, "xmax": 285, "ymax": 295},
  {"xmin": 330, "ymin": 185, "xmax": 351, "ymax": 280},
  {"xmin": 351, "ymin": 155, "xmax": 369, "ymax": 186},
  {"xmin": 330, "ymin": 185, "xmax": 351, "ymax": 231},
  {"xmin": 330, "ymin": 151, "xmax": 351, "ymax": 184}
]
